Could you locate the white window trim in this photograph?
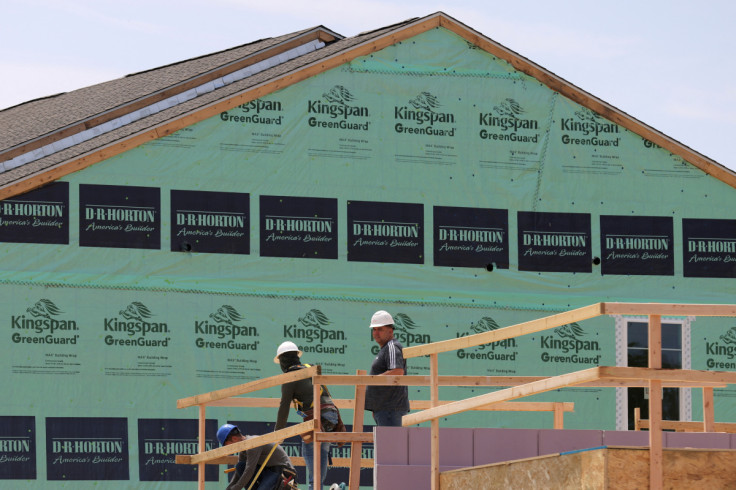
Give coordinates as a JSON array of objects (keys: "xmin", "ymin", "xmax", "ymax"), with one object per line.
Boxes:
[{"xmin": 613, "ymin": 314, "xmax": 693, "ymax": 431}]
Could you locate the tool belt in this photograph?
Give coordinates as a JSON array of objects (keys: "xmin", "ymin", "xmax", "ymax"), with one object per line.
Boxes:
[{"xmin": 300, "ymin": 403, "xmax": 347, "ymax": 446}]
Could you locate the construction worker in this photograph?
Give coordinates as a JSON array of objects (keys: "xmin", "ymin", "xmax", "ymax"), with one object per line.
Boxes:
[
  {"xmin": 364, "ymin": 310, "xmax": 410, "ymax": 426},
  {"xmin": 216, "ymin": 423, "xmax": 296, "ymax": 490},
  {"xmin": 274, "ymin": 341, "xmax": 343, "ymax": 490}
]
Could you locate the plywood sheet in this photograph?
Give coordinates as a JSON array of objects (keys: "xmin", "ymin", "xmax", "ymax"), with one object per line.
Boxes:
[{"xmin": 441, "ymin": 447, "xmax": 736, "ymax": 490}]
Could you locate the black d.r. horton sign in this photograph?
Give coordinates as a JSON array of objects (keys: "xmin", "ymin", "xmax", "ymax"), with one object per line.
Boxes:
[
  {"xmin": 0, "ymin": 182, "xmax": 69, "ymax": 244},
  {"xmin": 260, "ymin": 195, "xmax": 338, "ymax": 259},
  {"xmin": 433, "ymin": 205, "xmax": 509, "ymax": 268},
  {"xmin": 79, "ymin": 184, "xmax": 160, "ymax": 249},
  {"xmin": 348, "ymin": 200, "xmax": 424, "ymax": 264},
  {"xmin": 600, "ymin": 215, "xmax": 674, "ymax": 276},
  {"xmin": 170, "ymin": 189, "xmax": 249, "ymax": 254},
  {"xmin": 518, "ymin": 211, "xmax": 591, "ymax": 273},
  {"xmin": 683, "ymin": 218, "xmax": 736, "ymax": 278}
]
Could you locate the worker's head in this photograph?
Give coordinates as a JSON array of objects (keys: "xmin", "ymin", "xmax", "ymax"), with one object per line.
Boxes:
[
  {"xmin": 274, "ymin": 341, "xmax": 303, "ymax": 372},
  {"xmin": 217, "ymin": 424, "xmax": 244, "ymax": 446},
  {"xmin": 369, "ymin": 310, "xmax": 395, "ymax": 346}
]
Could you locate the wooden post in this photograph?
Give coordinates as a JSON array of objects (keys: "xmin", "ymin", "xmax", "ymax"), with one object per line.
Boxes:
[
  {"xmin": 634, "ymin": 407, "xmax": 641, "ymax": 431},
  {"xmin": 703, "ymin": 387, "xmax": 715, "ymax": 432},
  {"xmin": 648, "ymin": 314, "xmax": 662, "ymax": 490},
  {"xmin": 553, "ymin": 402, "xmax": 564, "ymax": 429},
  {"xmin": 313, "ymin": 380, "xmax": 322, "ymax": 490},
  {"xmin": 198, "ymin": 404, "xmax": 205, "ymax": 490},
  {"xmin": 430, "ymin": 353, "xmax": 440, "ymax": 490},
  {"xmin": 349, "ymin": 370, "xmax": 367, "ymax": 490}
]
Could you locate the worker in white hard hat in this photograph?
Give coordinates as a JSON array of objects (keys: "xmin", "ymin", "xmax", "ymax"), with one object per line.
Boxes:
[
  {"xmin": 364, "ymin": 310, "xmax": 410, "ymax": 426},
  {"xmin": 274, "ymin": 341, "xmax": 344, "ymax": 490}
]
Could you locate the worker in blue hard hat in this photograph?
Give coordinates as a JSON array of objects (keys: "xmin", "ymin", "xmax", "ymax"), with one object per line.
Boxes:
[{"xmin": 216, "ymin": 423, "xmax": 296, "ymax": 490}]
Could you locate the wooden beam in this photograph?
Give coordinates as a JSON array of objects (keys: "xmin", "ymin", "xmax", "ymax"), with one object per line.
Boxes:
[
  {"xmin": 177, "ymin": 365, "xmax": 318, "ymax": 408},
  {"xmin": 315, "ymin": 373, "xmax": 725, "ymax": 389},
  {"xmin": 178, "ymin": 455, "xmax": 374, "ymax": 469},
  {"xmin": 636, "ymin": 419, "xmax": 736, "ymax": 433},
  {"xmin": 313, "ymin": 380, "xmax": 322, "ymax": 490},
  {"xmin": 649, "ymin": 379, "xmax": 663, "ymax": 489},
  {"xmin": 648, "ymin": 315, "xmax": 663, "ymax": 490},
  {"xmin": 553, "ymin": 403, "xmax": 564, "ymax": 429},
  {"xmin": 409, "ymin": 400, "xmax": 575, "ymax": 412},
  {"xmin": 403, "ymin": 303, "xmax": 603, "ymax": 358},
  {"xmin": 314, "ymin": 432, "xmax": 373, "ymax": 443},
  {"xmin": 203, "ymin": 396, "xmax": 575, "ymax": 412},
  {"xmin": 198, "ymin": 405, "xmax": 205, "ymax": 490},
  {"xmin": 601, "ymin": 303, "xmax": 736, "ymax": 317},
  {"xmin": 703, "ymin": 387, "xmax": 715, "ymax": 432},
  {"xmin": 597, "ymin": 366, "xmax": 736, "ymax": 385},
  {"xmin": 430, "ymin": 353, "xmax": 440, "ymax": 490},
  {"xmin": 403, "ymin": 367, "xmax": 603, "ymax": 426},
  {"xmin": 349, "ymin": 369, "xmax": 367, "ymax": 490},
  {"xmin": 179, "ymin": 421, "xmax": 314, "ymax": 465}
]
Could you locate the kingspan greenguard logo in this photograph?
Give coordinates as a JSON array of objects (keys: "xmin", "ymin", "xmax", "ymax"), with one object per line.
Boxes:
[
  {"xmin": 220, "ymin": 98, "xmax": 284, "ymax": 125},
  {"xmin": 371, "ymin": 313, "xmax": 431, "ymax": 355},
  {"xmin": 104, "ymin": 302, "xmax": 170, "ymax": 348},
  {"xmin": 194, "ymin": 305, "xmax": 259, "ymax": 351},
  {"xmin": 284, "ymin": 309, "xmax": 346, "ymax": 355},
  {"xmin": 456, "ymin": 317, "xmax": 517, "ymax": 361},
  {"xmin": 11, "ymin": 299, "xmax": 79, "ymax": 345},
  {"xmin": 560, "ymin": 108, "xmax": 620, "ymax": 147},
  {"xmin": 478, "ymin": 98, "xmax": 540, "ymax": 143},
  {"xmin": 540, "ymin": 322, "xmax": 601, "ymax": 364},
  {"xmin": 394, "ymin": 92, "xmax": 456, "ymax": 137},
  {"xmin": 704, "ymin": 326, "xmax": 736, "ymax": 369},
  {"xmin": 307, "ymin": 85, "xmax": 370, "ymax": 131}
]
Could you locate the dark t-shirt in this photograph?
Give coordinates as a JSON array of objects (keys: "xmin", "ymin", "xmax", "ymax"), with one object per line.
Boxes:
[{"xmin": 365, "ymin": 338, "xmax": 409, "ymax": 412}]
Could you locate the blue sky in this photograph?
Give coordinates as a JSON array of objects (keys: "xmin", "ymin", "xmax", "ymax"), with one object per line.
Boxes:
[{"xmin": 2, "ymin": 0, "xmax": 734, "ymax": 171}]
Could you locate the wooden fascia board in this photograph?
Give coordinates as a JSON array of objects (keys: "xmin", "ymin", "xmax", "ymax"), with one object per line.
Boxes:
[
  {"xmin": 0, "ymin": 18, "xmax": 442, "ymax": 200},
  {"xmin": 438, "ymin": 16, "xmax": 736, "ymax": 189},
  {"xmin": 0, "ymin": 30, "xmax": 332, "ymax": 164}
]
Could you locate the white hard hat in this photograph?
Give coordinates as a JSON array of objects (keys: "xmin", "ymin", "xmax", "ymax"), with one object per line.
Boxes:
[
  {"xmin": 369, "ymin": 310, "xmax": 394, "ymax": 329},
  {"xmin": 274, "ymin": 341, "xmax": 302, "ymax": 363}
]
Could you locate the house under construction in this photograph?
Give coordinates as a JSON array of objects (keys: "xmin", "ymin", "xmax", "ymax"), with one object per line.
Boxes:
[{"xmin": 1, "ymin": 11, "xmax": 735, "ymax": 489}]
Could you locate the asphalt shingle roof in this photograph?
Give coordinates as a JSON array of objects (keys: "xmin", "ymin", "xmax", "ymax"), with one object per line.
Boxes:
[{"xmin": 0, "ymin": 20, "xmax": 417, "ymax": 189}]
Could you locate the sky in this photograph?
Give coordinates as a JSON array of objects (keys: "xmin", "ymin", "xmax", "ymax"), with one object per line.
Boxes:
[{"xmin": 2, "ymin": 0, "xmax": 735, "ymax": 171}]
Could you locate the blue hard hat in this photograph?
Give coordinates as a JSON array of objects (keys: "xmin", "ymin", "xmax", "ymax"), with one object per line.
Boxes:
[{"xmin": 217, "ymin": 423, "xmax": 239, "ymax": 446}]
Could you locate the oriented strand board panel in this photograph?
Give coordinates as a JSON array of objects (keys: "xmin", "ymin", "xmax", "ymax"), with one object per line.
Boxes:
[{"xmin": 440, "ymin": 447, "xmax": 736, "ymax": 489}]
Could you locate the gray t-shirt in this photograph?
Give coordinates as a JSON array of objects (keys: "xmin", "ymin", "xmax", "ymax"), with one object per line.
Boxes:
[{"xmin": 365, "ymin": 338, "xmax": 409, "ymax": 412}]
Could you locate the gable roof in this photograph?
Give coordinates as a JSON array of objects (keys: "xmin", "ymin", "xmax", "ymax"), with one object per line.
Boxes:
[{"xmin": 1, "ymin": 12, "xmax": 734, "ymax": 199}]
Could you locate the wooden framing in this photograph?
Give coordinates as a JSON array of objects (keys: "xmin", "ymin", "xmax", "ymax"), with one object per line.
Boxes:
[
  {"xmin": 399, "ymin": 302, "xmax": 736, "ymax": 490},
  {"xmin": 176, "ymin": 302, "xmax": 736, "ymax": 490},
  {"xmin": 4, "ymin": 13, "xmax": 735, "ymax": 202}
]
